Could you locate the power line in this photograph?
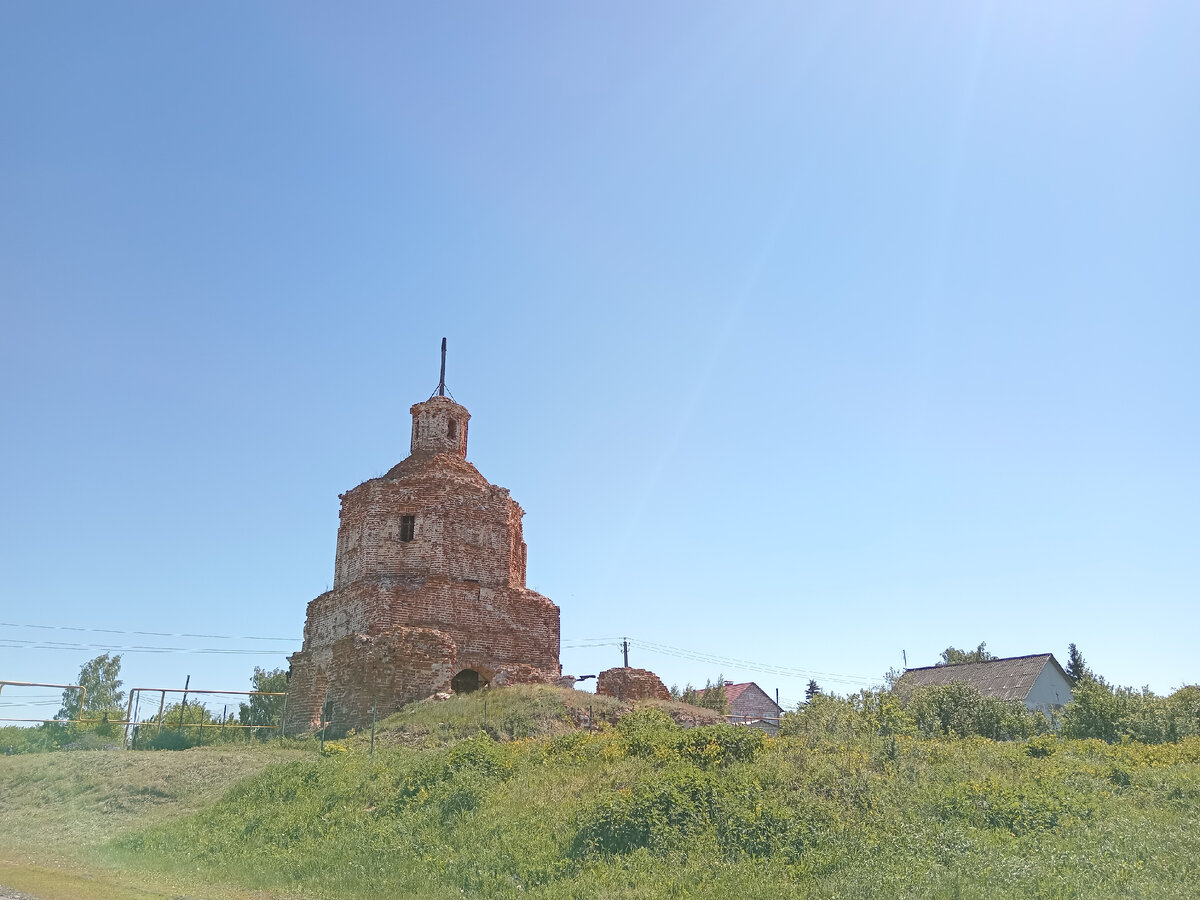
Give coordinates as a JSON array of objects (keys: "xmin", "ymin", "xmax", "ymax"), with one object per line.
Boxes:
[
  {"xmin": 624, "ymin": 638, "xmax": 877, "ymax": 687},
  {"xmin": 2, "ymin": 622, "xmax": 877, "ymax": 686},
  {"xmin": 0, "ymin": 622, "xmax": 297, "ymax": 642},
  {"xmin": 0, "ymin": 639, "xmax": 292, "ymax": 656},
  {"xmin": 557, "ymin": 635, "xmax": 878, "ymax": 688}
]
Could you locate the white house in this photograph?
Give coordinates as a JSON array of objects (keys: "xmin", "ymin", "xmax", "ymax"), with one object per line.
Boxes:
[{"xmin": 897, "ymin": 653, "xmax": 1073, "ymax": 716}]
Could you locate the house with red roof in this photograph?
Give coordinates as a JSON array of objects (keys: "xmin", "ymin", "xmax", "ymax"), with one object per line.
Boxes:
[{"xmin": 700, "ymin": 681, "xmax": 784, "ymax": 734}]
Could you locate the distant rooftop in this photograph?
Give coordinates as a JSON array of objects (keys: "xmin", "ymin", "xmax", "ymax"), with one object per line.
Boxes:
[
  {"xmin": 696, "ymin": 681, "xmax": 781, "ymax": 711},
  {"xmin": 897, "ymin": 654, "xmax": 1068, "ymax": 702}
]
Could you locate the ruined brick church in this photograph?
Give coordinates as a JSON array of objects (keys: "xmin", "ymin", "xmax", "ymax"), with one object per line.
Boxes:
[{"xmin": 283, "ymin": 342, "xmax": 561, "ymax": 732}]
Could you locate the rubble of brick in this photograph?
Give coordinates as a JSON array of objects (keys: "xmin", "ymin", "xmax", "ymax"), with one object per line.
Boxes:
[
  {"xmin": 595, "ymin": 667, "xmax": 672, "ymax": 702},
  {"xmin": 284, "ymin": 391, "xmax": 561, "ymax": 733}
]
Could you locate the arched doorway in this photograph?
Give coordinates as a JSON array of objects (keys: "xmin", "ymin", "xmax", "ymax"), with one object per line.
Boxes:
[{"xmin": 451, "ymin": 669, "xmax": 486, "ymax": 694}]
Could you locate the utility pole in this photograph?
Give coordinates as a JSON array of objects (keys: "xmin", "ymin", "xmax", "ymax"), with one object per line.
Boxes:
[{"xmin": 622, "ymin": 638, "xmax": 629, "ymax": 668}]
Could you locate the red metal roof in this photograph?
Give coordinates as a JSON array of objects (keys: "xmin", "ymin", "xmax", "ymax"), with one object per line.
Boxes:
[
  {"xmin": 695, "ymin": 681, "xmax": 781, "ymax": 712},
  {"xmin": 724, "ymin": 682, "xmax": 752, "ymax": 703}
]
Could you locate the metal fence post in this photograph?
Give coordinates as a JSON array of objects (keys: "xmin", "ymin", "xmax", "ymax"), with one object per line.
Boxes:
[
  {"xmin": 177, "ymin": 676, "xmax": 191, "ymax": 734},
  {"xmin": 370, "ymin": 697, "xmax": 377, "ymax": 757},
  {"xmin": 320, "ymin": 688, "xmax": 329, "ymax": 753}
]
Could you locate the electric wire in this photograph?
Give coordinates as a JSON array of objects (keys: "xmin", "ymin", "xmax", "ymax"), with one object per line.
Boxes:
[
  {"xmin": 1, "ymin": 622, "xmax": 297, "ymax": 642},
  {"xmin": 2, "ymin": 623, "xmax": 878, "ymax": 690}
]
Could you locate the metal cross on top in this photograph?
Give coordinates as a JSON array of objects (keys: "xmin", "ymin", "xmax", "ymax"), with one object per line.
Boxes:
[
  {"xmin": 437, "ymin": 337, "xmax": 447, "ymax": 397},
  {"xmin": 430, "ymin": 337, "xmax": 454, "ymax": 400}
]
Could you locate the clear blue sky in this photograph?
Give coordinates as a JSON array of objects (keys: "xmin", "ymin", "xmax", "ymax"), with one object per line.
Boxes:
[{"xmin": 2, "ymin": 3, "xmax": 1197, "ymax": 721}]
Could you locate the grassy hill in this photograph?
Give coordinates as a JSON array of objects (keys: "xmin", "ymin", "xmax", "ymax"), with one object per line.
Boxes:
[
  {"xmin": 3, "ymin": 687, "xmax": 1200, "ymax": 899},
  {"xmin": 359, "ymin": 683, "xmax": 723, "ymax": 746},
  {"xmin": 0, "ymin": 743, "xmax": 305, "ymax": 899}
]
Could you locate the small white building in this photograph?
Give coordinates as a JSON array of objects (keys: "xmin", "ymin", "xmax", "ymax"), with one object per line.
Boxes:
[{"xmin": 897, "ymin": 654, "xmax": 1073, "ymax": 716}]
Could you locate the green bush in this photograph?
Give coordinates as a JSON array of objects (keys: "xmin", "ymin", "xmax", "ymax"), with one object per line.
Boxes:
[
  {"xmin": 908, "ymin": 683, "xmax": 1049, "ymax": 740},
  {"xmin": 104, "ymin": 714, "xmax": 1200, "ymax": 900},
  {"xmin": 0, "ymin": 725, "xmax": 58, "ymax": 754},
  {"xmin": 935, "ymin": 778, "xmax": 1091, "ymax": 834},
  {"xmin": 1062, "ymin": 680, "xmax": 1200, "ymax": 744},
  {"xmin": 144, "ymin": 730, "xmax": 196, "ymax": 751},
  {"xmin": 677, "ymin": 724, "xmax": 765, "ymax": 767},
  {"xmin": 571, "ymin": 765, "xmax": 717, "ymax": 857},
  {"xmin": 615, "ymin": 711, "xmax": 765, "ymax": 768}
]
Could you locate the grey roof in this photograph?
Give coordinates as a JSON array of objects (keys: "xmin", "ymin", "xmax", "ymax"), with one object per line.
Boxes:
[{"xmin": 896, "ymin": 654, "xmax": 1067, "ymax": 702}]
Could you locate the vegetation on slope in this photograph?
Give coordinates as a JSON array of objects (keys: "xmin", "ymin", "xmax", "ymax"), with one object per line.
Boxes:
[
  {"xmin": 362, "ymin": 684, "xmax": 722, "ymax": 747},
  {"xmin": 7, "ymin": 682, "xmax": 1200, "ymax": 899},
  {"xmin": 103, "ymin": 703, "xmax": 1200, "ymax": 900},
  {"xmin": 0, "ymin": 744, "xmax": 308, "ymax": 899}
]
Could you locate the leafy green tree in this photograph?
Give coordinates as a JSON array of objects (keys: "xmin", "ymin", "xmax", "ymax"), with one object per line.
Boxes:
[
  {"xmin": 238, "ymin": 667, "xmax": 288, "ymax": 729},
  {"xmin": 1165, "ymin": 685, "xmax": 1200, "ymax": 741},
  {"xmin": 780, "ymin": 690, "xmax": 916, "ymax": 742},
  {"xmin": 805, "ymin": 679, "xmax": 821, "ymax": 702},
  {"xmin": 907, "ymin": 682, "xmax": 1046, "ymax": 740},
  {"xmin": 938, "ymin": 642, "xmax": 996, "ymax": 666},
  {"xmin": 56, "ymin": 653, "xmax": 125, "ymax": 722},
  {"xmin": 682, "ymin": 676, "xmax": 728, "ymax": 714},
  {"xmin": 138, "ymin": 702, "xmax": 216, "ymax": 749},
  {"xmin": 1065, "ymin": 643, "xmax": 1089, "ymax": 684},
  {"xmin": 1061, "ymin": 678, "xmax": 1174, "ymax": 743},
  {"xmin": 160, "ymin": 701, "xmax": 214, "ymax": 727}
]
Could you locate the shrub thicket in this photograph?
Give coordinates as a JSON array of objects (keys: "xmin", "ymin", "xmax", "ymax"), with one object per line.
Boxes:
[
  {"xmin": 1063, "ymin": 681, "xmax": 1200, "ymax": 743},
  {"xmin": 106, "ymin": 707, "xmax": 1200, "ymax": 900}
]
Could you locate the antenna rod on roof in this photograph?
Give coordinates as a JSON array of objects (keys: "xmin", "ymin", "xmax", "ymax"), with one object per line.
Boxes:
[{"xmin": 438, "ymin": 337, "xmax": 447, "ymax": 397}]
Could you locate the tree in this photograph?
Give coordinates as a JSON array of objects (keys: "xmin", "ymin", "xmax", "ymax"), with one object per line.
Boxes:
[
  {"xmin": 805, "ymin": 679, "xmax": 821, "ymax": 702},
  {"xmin": 1065, "ymin": 643, "xmax": 1089, "ymax": 684},
  {"xmin": 907, "ymin": 682, "xmax": 1046, "ymax": 740},
  {"xmin": 56, "ymin": 653, "xmax": 125, "ymax": 722},
  {"xmin": 937, "ymin": 642, "xmax": 996, "ymax": 666},
  {"xmin": 682, "ymin": 675, "xmax": 728, "ymax": 714},
  {"xmin": 238, "ymin": 667, "xmax": 288, "ymax": 729}
]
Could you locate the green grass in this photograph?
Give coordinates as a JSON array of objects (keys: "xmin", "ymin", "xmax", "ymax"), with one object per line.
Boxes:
[
  {"xmin": 340, "ymin": 684, "xmax": 722, "ymax": 747},
  {"xmin": 0, "ymin": 743, "xmax": 308, "ymax": 898},
  {"xmin": 4, "ymin": 690, "xmax": 1200, "ymax": 899}
]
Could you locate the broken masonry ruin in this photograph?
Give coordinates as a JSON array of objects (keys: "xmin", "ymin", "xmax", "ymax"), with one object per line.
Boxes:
[
  {"xmin": 283, "ymin": 343, "xmax": 561, "ymax": 733},
  {"xmin": 595, "ymin": 666, "xmax": 671, "ymax": 701}
]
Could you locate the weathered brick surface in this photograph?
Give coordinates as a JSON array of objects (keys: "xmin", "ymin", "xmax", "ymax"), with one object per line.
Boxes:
[
  {"xmin": 595, "ymin": 667, "xmax": 671, "ymax": 702},
  {"xmin": 725, "ymin": 682, "xmax": 783, "ymax": 735},
  {"xmin": 326, "ymin": 628, "xmax": 458, "ymax": 727},
  {"xmin": 284, "ymin": 395, "xmax": 560, "ymax": 733}
]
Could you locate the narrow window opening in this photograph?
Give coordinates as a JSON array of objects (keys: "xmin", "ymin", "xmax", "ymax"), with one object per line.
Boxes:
[
  {"xmin": 447, "ymin": 417, "xmax": 458, "ymax": 440},
  {"xmin": 399, "ymin": 515, "xmax": 415, "ymax": 542}
]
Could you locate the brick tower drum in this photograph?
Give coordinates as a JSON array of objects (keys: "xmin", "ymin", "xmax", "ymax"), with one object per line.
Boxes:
[{"xmin": 284, "ymin": 384, "xmax": 561, "ymax": 733}]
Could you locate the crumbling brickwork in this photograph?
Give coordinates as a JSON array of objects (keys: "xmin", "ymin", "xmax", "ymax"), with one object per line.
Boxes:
[
  {"xmin": 284, "ymin": 394, "xmax": 560, "ymax": 733},
  {"xmin": 595, "ymin": 667, "xmax": 671, "ymax": 702},
  {"xmin": 724, "ymin": 682, "xmax": 783, "ymax": 735}
]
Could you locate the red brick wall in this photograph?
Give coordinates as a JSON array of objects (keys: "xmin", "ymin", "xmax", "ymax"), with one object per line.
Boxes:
[
  {"xmin": 729, "ymin": 684, "xmax": 782, "ymax": 721},
  {"xmin": 284, "ymin": 396, "xmax": 560, "ymax": 733},
  {"xmin": 332, "ymin": 458, "xmax": 528, "ymax": 590},
  {"xmin": 595, "ymin": 667, "xmax": 671, "ymax": 702},
  {"xmin": 727, "ymin": 683, "xmax": 782, "ymax": 734},
  {"xmin": 324, "ymin": 628, "xmax": 458, "ymax": 729}
]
